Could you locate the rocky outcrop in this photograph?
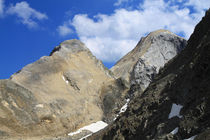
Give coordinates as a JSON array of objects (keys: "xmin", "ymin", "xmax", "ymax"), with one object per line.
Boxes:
[
  {"xmin": 111, "ymin": 30, "xmax": 187, "ymax": 92},
  {"xmin": 100, "ymin": 78, "xmax": 129, "ymax": 123},
  {"xmin": 1, "ymin": 9, "xmax": 207, "ymax": 140},
  {"xmin": 0, "ymin": 79, "xmax": 38, "ymax": 138},
  {"xmin": 101, "ymin": 31, "xmax": 187, "ymax": 122},
  {"xmin": 90, "ymin": 9, "xmax": 210, "ymax": 140},
  {"xmin": 100, "ymin": 30, "xmax": 187, "ymax": 123},
  {"xmin": 0, "ymin": 39, "xmax": 113, "ymax": 139}
]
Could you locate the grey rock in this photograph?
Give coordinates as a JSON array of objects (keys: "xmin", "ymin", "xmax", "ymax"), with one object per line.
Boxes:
[
  {"xmin": 131, "ymin": 58, "xmax": 157, "ymax": 91},
  {"xmin": 89, "ymin": 9, "xmax": 210, "ymax": 140},
  {"xmin": 111, "ymin": 29, "xmax": 187, "ymax": 94},
  {"xmin": 130, "ymin": 31, "xmax": 187, "ymax": 92}
]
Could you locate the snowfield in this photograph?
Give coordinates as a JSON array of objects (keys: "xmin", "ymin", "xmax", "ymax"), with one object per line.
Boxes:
[
  {"xmin": 114, "ymin": 98, "xmax": 130, "ymax": 121},
  {"xmin": 168, "ymin": 103, "xmax": 183, "ymax": 119},
  {"xmin": 170, "ymin": 127, "xmax": 178, "ymax": 135},
  {"xmin": 184, "ymin": 135, "xmax": 197, "ymax": 140},
  {"xmin": 120, "ymin": 99, "xmax": 130, "ymax": 113},
  {"xmin": 68, "ymin": 121, "xmax": 108, "ymax": 138}
]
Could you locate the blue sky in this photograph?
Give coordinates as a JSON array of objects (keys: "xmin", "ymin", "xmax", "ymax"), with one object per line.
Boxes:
[{"xmin": 0, "ymin": 0, "xmax": 209, "ymax": 79}]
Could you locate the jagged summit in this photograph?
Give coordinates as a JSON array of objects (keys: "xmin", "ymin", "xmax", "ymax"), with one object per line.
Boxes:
[
  {"xmin": 1, "ymin": 39, "xmax": 113, "ymax": 138},
  {"xmin": 91, "ymin": 9, "xmax": 210, "ymax": 140},
  {"xmin": 0, "ymin": 29, "xmax": 191, "ymax": 139},
  {"xmin": 50, "ymin": 39, "xmax": 89, "ymax": 56},
  {"xmin": 111, "ymin": 29, "xmax": 187, "ymax": 91},
  {"xmin": 146, "ymin": 29, "xmax": 184, "ymax": 38},
  {"xmin": 100, "ymin": 30, "xmax": 187, "ymax": 123}
]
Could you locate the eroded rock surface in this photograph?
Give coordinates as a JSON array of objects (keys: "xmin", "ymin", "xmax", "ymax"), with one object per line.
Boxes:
[
  {"xmin": 0, "ymin": 39, "xmax": 113, "ymax": 139},
  {"xmin": 100, "ymin": 30, "xmax": 187, "ymax": 123},
  {"xmin": 111, "ymin": 30, "xmax": 187, "ymax": 92},
  {"xmin": 90, "ymin": 9, "xmax": 210, "ymax": 140}
]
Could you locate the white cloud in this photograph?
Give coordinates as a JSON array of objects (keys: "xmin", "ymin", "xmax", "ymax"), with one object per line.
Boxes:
[
  {"xmin": 0, "ymin": 0, "xmax": 4, "ymax": 16},
  {"xmin": 81, "ymin": 37, "xmax": 137, "ymax": 62},
  {"xmin": 185, "ymin": 0, "xmax": 210, "ymax": 12},
  {"xmin": 114, "ymin": 0, "xmax": 130, "ymax": 6},
  {"xmin": 58, "ymin": 0, "xmax": 207, "ymax": 63},
  {"xmin": 6, "ymin": 1, "xmax": 48, "ymax": 28},
  {"xmin": 57, "ymin": 23, "xmax": 73, "ymax": 36}
]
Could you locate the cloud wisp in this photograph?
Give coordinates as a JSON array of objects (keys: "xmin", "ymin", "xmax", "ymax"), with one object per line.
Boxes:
[
  {"xmin": 58, "ymin": 0, "xmax": 208, "ymax": 63},
  {"xmin": 57, "ymin": 22, "xmax": 73, "ymax": 36},
  {"xmin": 0, "ymin": 0, "xmax": 4, "ymax": 16},
  {"xmin": 114, "ymin": 0, "xmax": 130, "ymax": 6},
  {"xmin": 7, "ymin": 1, "xmax": 48, "ymax": 28}
]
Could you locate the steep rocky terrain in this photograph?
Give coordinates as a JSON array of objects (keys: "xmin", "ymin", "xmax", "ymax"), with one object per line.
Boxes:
[
  {"xmin": 0, "ymin": 23, "xmax": 188, "ymax": 140},
  {"xmin": 102, "ymin": 30, "xmax": 187, "ymax": 122},
  {"xmin": 111, "ymin": 30, "xmax": 187, "ymax": 91},
  {"xmin": 0, "ymin": 40, "xmax": 113, "ymax": 139},
  {"xmin": 90, "ymin": 9, "xmax": 210, "ymax": 140},
  {"xmin": 0, "ymin": 9, "xmax": 205, "ymax": 140}
]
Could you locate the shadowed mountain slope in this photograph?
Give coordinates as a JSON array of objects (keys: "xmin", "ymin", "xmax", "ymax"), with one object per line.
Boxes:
[
  {"xmin": 90, "ymin": 9, "xmax": 210, "ymax": 140},
  {"xmin": 101, "ymin": 30, "xmax": 187, "ymax": 123}
]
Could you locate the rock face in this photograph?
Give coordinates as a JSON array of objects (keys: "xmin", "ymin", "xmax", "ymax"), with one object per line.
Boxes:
[
  {"xmin": 111, "ymin": 30, "xmax": 187, "ymax": 91},
  {"xmin": 0, "ymin": 39, "xmax": 113, "ymax": 138},
  {"xmin": 100, "ymin": 78, "xmax": 129, "ymax": 123},
  {"xmin": 90, "ymin": 9, "xmax": 210, "ymax": 140},
  {"xmin": 1, "ymin": 10, "xmax": 207, "ymax": 140},
  {"xmin": 101, "ymin": 31, "xmax": 187, "ymax": 122},
  {"xmin": 0, "ymin": 79, "xmax": 38, "ymax": 137},
  {"xmin": 100, "ymin": 30, "xmax": 187, "ymax": 123}
]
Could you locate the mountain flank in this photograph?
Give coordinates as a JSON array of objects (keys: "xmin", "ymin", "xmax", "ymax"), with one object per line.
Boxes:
[
  {"xmin": 111, "ymin": 29, "xmax": 186, "ymax": 91},
  {"xmin": 0, "ymin": 39, "xmax": 113, "ymax": 139},
  {"xmin": 90, "ymin": 9, "xmax": 210, "ymax": 140},
  {"xmin": 102, "ymin": 30, "xmax": 187, "ymax": 122},
  {"xmin": 1, "ymin": 13, "xmax": 202, "ymax": 140}
]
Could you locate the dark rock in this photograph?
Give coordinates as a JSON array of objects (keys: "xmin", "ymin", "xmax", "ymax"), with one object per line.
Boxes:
[{"xmin": 89, "ymin": 9, "xmax": 210, "ymax": 140}]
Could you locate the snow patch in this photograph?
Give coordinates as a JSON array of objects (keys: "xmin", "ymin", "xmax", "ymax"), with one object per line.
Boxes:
[
  {"xmin": 168, "ymin": 103, "xmax": 183, "ymax": 119},
  {"xmin": 170, "ymin": 127, "xmax": 179, "ymax": 135},
  {"xmin": 184, "ymin": 135, "xmax": 197, "ymax": 140},
  {"xmin": 68, "ymin": 121, "xmax": 108, "ymax": 136},
  {"xmin": 120, "ymin": 99, "xmax": 130, "ymax": 113},
  {"xmin": 114, "ymin": 99, "xmax": 130, "ymax": 121},
  {"xmin": 62, "ymin": 75, "xmax": 69, "ymax": 84},
  {"xmin": 120, "ymin": 103, "xmax": 128, "ymax": 113},
  {"xmin": 79, "ymin": 133, "xmax": 92, "ymax": 140},
  {"xmin": 113, "ymin": 114, "xmax": 119, "ymax": 121}
]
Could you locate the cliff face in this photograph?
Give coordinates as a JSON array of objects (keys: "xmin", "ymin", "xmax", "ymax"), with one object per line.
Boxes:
[
  {"xmin": 100, "ymin": 30, "xmax": 187, "ymax": 123},
  {"xmin": 0, "ymin": 39, "xmax": 113, "ymax": 138},
  {"xmin": 111, "ymin": 30, "xmax": 187, "ymax": 91},
  {"xmin": 0, "ymin": 10, "xmax": 206, "ymax": 140},
  {"xmin": 91, "ymin": 9, "xmax": 210, "ymax": 140},
  {"xmin": 99, "ymin": 31, "xmax": 187, "ymax": 123}
]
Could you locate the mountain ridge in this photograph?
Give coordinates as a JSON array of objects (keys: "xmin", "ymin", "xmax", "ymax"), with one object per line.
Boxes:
[
  {"xmin": 0, "ymin": 26, "xmax": 196, "ymax": 140},
  {"xmin": 90, "ymin": 9, "xmax": 210, "ymax": 140}
]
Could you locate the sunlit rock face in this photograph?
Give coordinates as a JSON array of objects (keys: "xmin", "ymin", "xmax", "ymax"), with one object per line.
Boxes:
[
  {"xmin": 90, "ymin": 9, "xmax": 210, "ymax": 140},
  {"xmin": 111, "ymin": 29, "xmax": 187, "ymax": 92},
  {"xmin": 100, "ymin": 30, "xmax": 187, "ymax": 123},
  {"xmin": 0, "ymin": 39, "xmax": 113, "ymax": 138}
]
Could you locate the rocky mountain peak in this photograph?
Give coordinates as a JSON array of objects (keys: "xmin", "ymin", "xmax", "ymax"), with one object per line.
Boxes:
[
  {"xmin": 100, "ymin": 30, "xmax": 187, "ymax": 124},
  {"xmin": 1, "ymin": 9, "xmax": 210, "ymax": 140},
  {"xmin": 0, "ymin": 39, "xmax": 114, "ymax": 138},
  {"xmin": 111, "ymin": 29, "xmax": 187, "ymax": 92},
  {"xmin": 90, "ymin": 9, "xmax": 210, "ymax": 140},
  {"xmin": 50, "ymin": 39, "xmax": 89, "ymax": 56}
]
